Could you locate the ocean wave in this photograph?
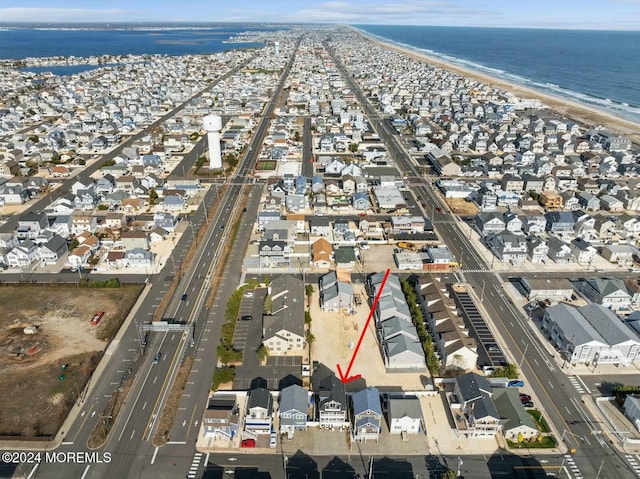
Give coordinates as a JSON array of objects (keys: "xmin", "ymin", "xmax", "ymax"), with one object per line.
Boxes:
[{"xmin": 358, "ymin": 26, "xmax": 640, "ymax": 123}]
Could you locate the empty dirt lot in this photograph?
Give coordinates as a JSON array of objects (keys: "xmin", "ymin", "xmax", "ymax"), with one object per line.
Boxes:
[
  {"xmin": 310, "ymin": 285, "xmax": 423, "ymax": 390},
  {"xmin": 0, "ymin": 284, "xmax": 142, "ymax": 437}
]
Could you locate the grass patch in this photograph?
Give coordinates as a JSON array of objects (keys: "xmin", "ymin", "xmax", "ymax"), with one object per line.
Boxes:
[
  {"xmin": 255, "ymin": 160, "xmax": 276, "ymax": 171},
  {"xmin": 528, "ymin": 409, "xmax": 551, "ymax": 433},
  {"xmin": 507, "ymin": 435, "xmax": 557, "ymax": 449},
  {"xmin": 88, "ymin": 377, "xmax": 134, "ymax": 449}
]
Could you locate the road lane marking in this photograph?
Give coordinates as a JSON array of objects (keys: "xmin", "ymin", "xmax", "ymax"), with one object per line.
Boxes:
[
  {"xmin": 150, "ymin": 446, "xmax": 159, "ymax": 465},
  {"xmin": 80, "ymin": 465, "xmax": 91, "ymax": 479}
]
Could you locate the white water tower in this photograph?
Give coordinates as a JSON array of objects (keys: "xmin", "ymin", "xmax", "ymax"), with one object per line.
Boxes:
[{"xmin": 202, "ymin": 114, "xmax": 222, "ymax": 169}]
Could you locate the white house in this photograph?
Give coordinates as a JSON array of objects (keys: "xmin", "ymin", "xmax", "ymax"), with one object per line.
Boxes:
[{"xmin": 386, "ymin": 396, "xmax": 423, "ymax": 436}]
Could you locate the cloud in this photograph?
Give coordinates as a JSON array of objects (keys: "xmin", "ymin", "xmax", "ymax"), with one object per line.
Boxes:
[{"xmin": 0, "ymin": 7, "xmax": 142, "ymax": 22}]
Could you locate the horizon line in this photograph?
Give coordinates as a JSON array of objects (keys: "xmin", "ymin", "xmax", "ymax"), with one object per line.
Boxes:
[{"xmin": 0, "ymin": 22, "xmax": 639, "ymax": 32}]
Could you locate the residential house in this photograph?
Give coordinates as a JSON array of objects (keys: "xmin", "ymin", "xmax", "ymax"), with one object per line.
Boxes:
[
  {"xmin": 544, "ymin": 211, "xmax": 576, "ymax": 235},
  {"xmin": 258, "ymin": 240, "xmax": 291, "ymax": 269},
  {"xmin": 538, "ymin": 190, "xmax": 562, "ymax": 209},
  {"xmin": 124, "ymin": 248, "xmax": 153, "ymax": 267},
  {"xmin": 314, "ymin": 365, "xmax": 349, "ymax": 430},
  {"xmin": 493, "ymin": 388, "xmax": 538, "ymax": 441},
  {"xmin": 577, "ymin": 191, "xmax": 600, "ymax": 211},
  {"xmin": 244, "ymin": 387, "xmax": 273, "ymax": 437},
  {"xmin": 543, "ymin": 303, "xmax": 640, "ymax": 366},
  {"xmin": 580, "ymin": 278, "xmax": 632, "ymax": 311},
  {"xmin": 600, "ymin": 194, "xmax": 624, "ymax": 212},
  {"xmin": 67, "ymin": 244, "xmax": 91, "ymax": 270},
  {"xmin": 520, "ymin": 277, "xmax": 575, "ymax": 303},
  {"xmin": 6, "ymin": 240, "xmax": 39, "ymax": 268},
  {"xmin": 386, "ymin": 396, "xmax": 424, "ymax": 436},
  {"xmin": 320, "ymin": 270, "xmax": 354, "ymax": 312},
  {"xmin": 38, "ymin": 235, "xmax": 68, "ymax": 265},
  {"xmin": 310, "ymin": 217, "xmax": 331, "ymax": 237},
  {"xmin": 71, "ymin": 214, "xmax": 98, "ymax": 236},
  {"xmin": 154, "ymin": 212, "xmax": 178, "ymax": 233},
  {"xmin": 312, "ymin": 238, "xmax": 332, "ymax": 268},
  {"xmin": 526, "ymin": 236, "xmax": 549, "ymax": 264},
  {"xmin": 601, "ymin": 244, "xmax": 635, "ymax": 265},
  {"xmin": 352, "ymin": 192, "xmax": 369, "ymax": 210},
  {"xmin": 547, "ymin": 237, "xmax": 575, "ymax": 263},
  {"xmin": 263, "ymin": 275, "xmax": 306, "ymax": 355},
  {"xmin": 279, "ymin": 384, "xmax": 309, "ymax": 436},
  {"xmin": 568, "ymin": 238, "xmax": 597, "ymax": 265},
  {"xmin": 383, "ymin": 333, "xmax": 426, "ymax": 370},
  {"xmin": 16, "ymin": 212, "xmax": 48, "ymax": 240},
  {"xmin": 475, "ymin": 212, "xmax": 505, "ymax": 236},
  {"xmin": 105, "ymin": 212, "xmax": 124, "ymax": 230},
  {"xmin": 485, "ymin": 232, "xmax": 527, "ymax": 265},
  {"xmin": 352, "ymin": 387, "xmax": 383, "ymax": 442},
  {"xmin": 334, "ymin": 247, "xmax": 357, "ymax": 269},
  {"xmin": 453, "ymin": 373, "xmax": 501, "ymax": 437},
  {"xmin": 202, "ymin": 394, "xmax": 240, "ymax": 441},
  {"xmin": 120, "ymin": 231, "xmax": 149, "ymax": 250}
]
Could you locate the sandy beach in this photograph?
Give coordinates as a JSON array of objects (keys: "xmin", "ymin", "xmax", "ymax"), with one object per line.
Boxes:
[{"xmin": 355, "ymin": 29, "xmax": 640, "ymax": 145}]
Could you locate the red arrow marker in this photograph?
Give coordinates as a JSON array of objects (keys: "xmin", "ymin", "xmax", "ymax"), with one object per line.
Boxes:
[{"xmin": 337, "ymin": 268, "xmax": 390, "ymax": 384}]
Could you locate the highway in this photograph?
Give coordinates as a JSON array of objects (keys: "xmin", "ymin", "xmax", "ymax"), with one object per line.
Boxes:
[
  {"xmin": 325, "ymin": 38, "xmax": 640, "ymax": 478},
  {"xmin": 11, "ymin": 32, "xmax": 640, "ymax": 479},
  {"xmin": 26, "ymin": 35, "xmax": 304, "ymax": 479}
]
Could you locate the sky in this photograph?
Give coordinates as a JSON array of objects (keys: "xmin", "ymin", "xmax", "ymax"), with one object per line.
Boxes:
[{"xmin": 0, "ymin": 0, "xmax": 639, "ymax": 30}]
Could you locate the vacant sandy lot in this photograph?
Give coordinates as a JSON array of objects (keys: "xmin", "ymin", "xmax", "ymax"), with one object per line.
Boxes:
[
  {"xmin": 0, "ymin": 285, "xmax": 142, "ymax": 436},
  {"xmin": 310, "ymin": 284, "xmax": 423, "ymax": 390}
]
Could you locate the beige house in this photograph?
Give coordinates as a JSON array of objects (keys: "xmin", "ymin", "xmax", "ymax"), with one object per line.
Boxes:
[{"xmin": 263, "ymin": 275, "xmax": 306, "ymax": 356}]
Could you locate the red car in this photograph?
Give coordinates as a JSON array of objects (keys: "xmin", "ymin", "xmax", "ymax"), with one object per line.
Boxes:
[
  {"xmin": 90, "ymin": 311, "xmax": 105, "ymax": 325},
  {"xmin": 241, "ymin": 439, "xmax": 255, "ymax": 448},
  {"xmin": 436, "ymin": 206, "xmax": 443, "ymax": 213},
  {"xmin": 519, "ymin": 394, "xmax": 531, "ymax": 402}
]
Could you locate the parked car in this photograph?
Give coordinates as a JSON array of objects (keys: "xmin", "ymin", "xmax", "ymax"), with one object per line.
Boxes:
[
  {"xmin": 508, "ymin": 380, "xmax": 525, "ymax": 388},
  {"xmin": 487, "ymin": 344, "xmax": 501, "ymax": 353},
  {"xmin": 270, "ymin": 432, "xmax": 277, "ymax": 448},
  {"xmin": 241, "ymin": 439, "xmax": 255, "ymax": 448},
  {"xmin": 522, "ymin": 401, "xmax": 534, "ymax": 408},
  {"xmin": 519, "ymin": 394, "xmax": 532, "ymax": 402},
  {"xmin": 90, "ymin": 311, "xmax": 105, "ymax": 325},
  {"xmin": 244, "ymin": 291, "xmax": 254, "ymax": 298},
  {"xmin": 241, "ymin": 315, "xmax": 253, "ymax": 321}
]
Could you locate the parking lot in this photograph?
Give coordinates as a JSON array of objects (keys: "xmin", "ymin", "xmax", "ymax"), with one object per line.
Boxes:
[
  {"xmin": 232, "ymin": 287, "xmax": 308, "ymax": 390},
  {"xmin": 451, "ymin": 285, "xmax": 507, "ymax": 367}
]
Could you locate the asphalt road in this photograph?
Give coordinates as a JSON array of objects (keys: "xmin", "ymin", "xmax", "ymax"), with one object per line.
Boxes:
[{"xmin": 325, "ymin": 41, "xmax": 640, "ymax": 479}]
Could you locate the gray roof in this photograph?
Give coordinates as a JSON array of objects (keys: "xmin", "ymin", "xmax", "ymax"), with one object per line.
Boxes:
[
  {"xmin": 455, "ymin": 372, "xmax": 499, "ymax": 420},
  {"xmin": 579, "ymin": 303, "xmax": 639, "ymax": 346},
  {"xmin": 334, "ymin": 247, "xmax": 356, "ymax": 264},
  {"xmin": 248, "ymin": 387, "xmax": 273, "ymax": 413},
  {"xmin": 387, "ymin": 396, "xmax": 423, "ymax": 422},
  {"xmin": 385, "ymin": 334, "xmax": 424, "ymax": 360},
  {"xmin": 584, "ymin": 277, "xmax": 630, "ymax": 299},
  {"xmin": 380, "ymin": 317, "xmax": 419, "ymax": 341},
  {"xmin": 545, "ymin": 303, "xmax": 606, "ymax": 346},
  {"xmin": 352, "ymin": 386, "xmax": 382, "ymax": 417},
  {"xmin": 492, "ymin": 388, "xmax": 537, "ymax": 433},
  {"xmin": 264, "ymin": 275, "xmax": 305, "ymax": 340},
  {"xmin": 279, "ymin": 384, "xmax": 308, "ymax": 415}
]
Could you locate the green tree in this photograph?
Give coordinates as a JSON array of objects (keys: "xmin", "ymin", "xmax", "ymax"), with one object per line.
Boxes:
[
  {"xmin": 294, "ymin": 131, "xmax": 301, "ymax": 142},
  {"xmin": 305, "ymin": 331, "xmax": 316, "ymax": 351},
  {"xmin": 304, "ymin": 311, "xmax": 312, "ymax": 325},
  {"xmin": 211, "ymin": 366, "xmax": 235, "ymax": 391},
  {"xmin": 305, "ymin": 284, "xmax": 314, "ymax": 308},
  {"xmin": 149, "ymin": 188, "xmax": 158, "ymax": 205},
  {"xmin": 256, "ymin": 344, "xmax": 269, "ymax": 363},
  {"xmin": 349, "ymin": 143, "xmax": 358, "ymax": 153},
  {"xmin": 490, "ymin": 363, "xmax": 518, "ymax": 379},
  {"xmin": 264, "ymin": 295, "xmax": 272, "ymax": 314},
  {"xmin": 441, "ymin": 471, "xmax": 456, "ymax": 479}
]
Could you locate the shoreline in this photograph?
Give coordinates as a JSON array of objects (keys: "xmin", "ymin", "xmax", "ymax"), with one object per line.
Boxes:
[{"xmin": 353, "ymin": 28, "xmax": 640, "ymax": 145}]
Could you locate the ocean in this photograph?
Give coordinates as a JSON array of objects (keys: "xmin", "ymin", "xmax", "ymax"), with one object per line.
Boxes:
[
  {"xmin": 2, "ymin": 24, "xmax": 639, "ymax": 124},
  {"xmin": 356, "ymin": 25, "xmax": 640, "ymax": 124},
  {"xmin": 0, "ymin": 24, "xmax": 272, "ymax": 61}
]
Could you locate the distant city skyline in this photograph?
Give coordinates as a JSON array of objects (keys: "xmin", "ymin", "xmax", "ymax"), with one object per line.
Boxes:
[{"xmin": 1, "ymin": 0, "xmax": 639, "ymax": 30}]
